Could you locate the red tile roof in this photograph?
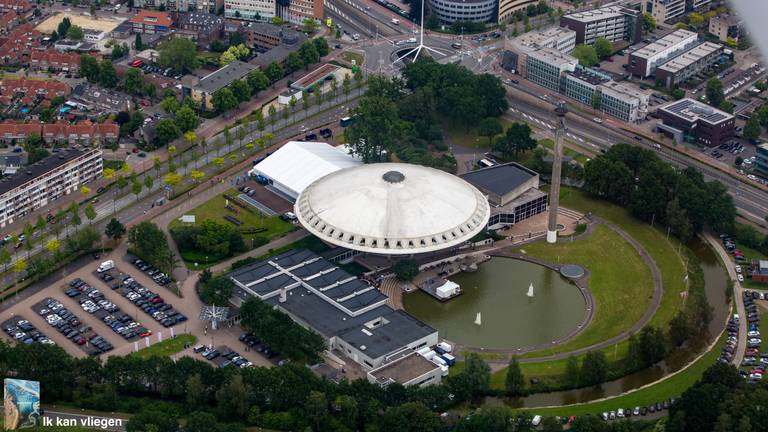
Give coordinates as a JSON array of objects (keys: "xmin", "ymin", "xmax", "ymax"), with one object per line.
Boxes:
[
  {"xmin": 0, "ymin": 10, "xmax": 17, "ymax": 26},
  {"xmin": 0, "ymin": 78, "xmax": 70, "ymax": 101},
  {"xmin": 130, "ymin": 10, "xmax": 172, "ymax": 28},
  {"xmin": 0, "ymin": 23, "xmax": 40, "ymax": 62},
  {"xmin": 30, "ymin": 50, "xmax": 80, "ymax": 68},
  {"xmin": 0, "ymin": 0, "xmax": 30, "ymax": 12}
]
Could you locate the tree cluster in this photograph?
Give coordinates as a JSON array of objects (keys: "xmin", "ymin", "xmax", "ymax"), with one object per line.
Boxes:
[
  {"xmin": 209, "ymin": 68, "xmax": 271, "ymax": 114},
  {"xmin": 170, "ymin": 219, "xmax": 246, "ymax": 263},
  {"xmin": 584, "ymin": 144, "xmax": 736, "ymax": 239},
  {"xmin": 158, "ymin": 38, "xmax": 199, "ymax": 73},
  {"xmin": 393, "ymin": 259, "xmax": 419, "ymax": 281},
  {"xmin": 197, "ymin": 273, "xmax": 234, "ymax": 306},
  {"xmin": 80, "ymin": 55, "xmax": 118, "ymax": 89},
  {"xmin": 127, "ymin": 221, "xmax": 176, "ymax": 274}
]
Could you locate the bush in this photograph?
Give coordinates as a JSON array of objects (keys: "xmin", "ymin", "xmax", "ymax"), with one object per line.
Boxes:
[
  {"xmin": 393, "ymin": 259, "xmax": 419, "ymax": 281},
  {"xmin": 170, "ymin": 220, "xmax": 247, "ymax": 262}
]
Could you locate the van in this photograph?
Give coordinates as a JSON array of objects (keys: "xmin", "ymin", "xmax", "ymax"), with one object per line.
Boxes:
[
  {"xmin": 97, "ymin": 260, "xmax": 114, "ymax": 273},
  {"xmin": 437, "ymin": 341, "xmax": 452, "ymax": 353},
  {"xmin": 441, "ymin": 353, "xmax": 456, "ymax": 366},
  {"xmin": 407, "ymin": 37, "xmax": 416, "ymax": 44},
  {"xmin": 391, "ymin": 18, "xmax": 400, "ymax": 25},
  {"xmin": 531, "ymin": 415, "xmax": 542, "ymax": 426}
]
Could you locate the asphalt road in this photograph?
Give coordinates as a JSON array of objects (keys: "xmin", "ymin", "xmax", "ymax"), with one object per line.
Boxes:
[{"xmin": 503, "ymin": 84, "xmax": 768, "ymax": 224}]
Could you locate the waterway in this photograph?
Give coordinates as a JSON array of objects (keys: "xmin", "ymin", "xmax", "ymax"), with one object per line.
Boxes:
[
  {"xmin": 403, "ymin": 257, "xmax": 586, "ymax": 350},
  {"xmin": 493, "ymin": 238, "xmax": 730, "ymax": 407}
]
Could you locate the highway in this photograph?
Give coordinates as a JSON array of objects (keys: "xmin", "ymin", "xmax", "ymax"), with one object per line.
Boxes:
[{"xmin": 502, "ymin": 84, "xmax": 768, "ymax": 224}]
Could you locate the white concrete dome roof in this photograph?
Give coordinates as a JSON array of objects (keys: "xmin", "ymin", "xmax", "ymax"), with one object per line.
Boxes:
[{"xmin": 295, "ymin": 163, "xmax": 491, "ymax": 255}]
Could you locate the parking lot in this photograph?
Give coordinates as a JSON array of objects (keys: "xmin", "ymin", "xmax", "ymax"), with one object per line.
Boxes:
[{"xmin": 31, "ymin": 297, "xmax": 115, "ymax": 356}]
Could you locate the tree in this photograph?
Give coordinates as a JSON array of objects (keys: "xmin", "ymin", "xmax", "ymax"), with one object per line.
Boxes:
[
  {"xmin": 99, "ymin": 60, "xmax": 118, "ymax": 88},
  {"xmin": 230, "ymin": 79, "xmax": 251, "ymax": 103},
  {"xmin": 131, "ymin": 179, "xmax": 143, "ymax": 200},
  {"xmin": 46, "ymin": 239, "xmax": 60, "ymax": 256},
  {"xmin": 212, "ymin": 88, "xmax": 238, "ymax": 113},
  {"xmin": 689, "ymin": 12, "xmax": 705, "ymax": 27},
  {"xmin": 669, "ymin": 311, "xmax": 691, "ymax": 347},
  {"xmin": 123, "ymin": 68, "xmax": 144, "ymax": 95},
  {"xmin": 80, "ymin": 54, "xmax": 99, "ymax": 82},
  {"xmin": 706, "ymin": 78, "xmax": 725, "ymax": 108},
  {"xmin": 190, "ymin": 170, "xmax": 205, "ymax": 183},
  {"xmin": 105, "ymin": 218, "xmax": 126, "ymax": 240},
  {"xmin": 313, "ymin": 37, "xmax": 329, "ymax": 57},
  {"xmin": 299, "ymin": 41, "xmax": 320, "ymax": 69},
  {"xmin": 666, "ymin": 197, "xmax": 692, "ymax": 242},
  {"xmin": 144, "ymin": 175, "xmax": 154, "ymax": 192},
  {"xmin": 160, "ymin": 96, "xmax": 180, "ymax": 114},
  {"xmin": 135, "ymin": 33, "xmax": 143, "ymax": 51},
  {"xmin": 580, "ymin": 350, "xmax": 608, "ymax": 386},
  {"xmin": 69, "ymin": 201, "xmax": 81, "ymax": 226},
  {"xmin": 84, "ymin": 204, "xmax": 97, "ymax": 225},
  {"xmin": 13, "ymin": 258, "xmax": 26, "ymax": 289},
  {"xmin": 126, "ymin": 409, "xmax": 178, "ymax": 432},
  {"xmin": 379, "ymin": 403, "xmax": 441, "ymax": 432},
  {"xmin": 572, "ymin": 44, "xmax": 599, "ymax": 67},
  {"xmin": 215, "ymin": 375, "xmax": 250, "ymax": 418},
  {"xmin": 128, "ymin": 222, "xmax": 176, "ymax": 273},
  {"xmin": 286, "ymin": 52, "xmax": 303, "ymax": 74},
  {"xmin": 154, "ymin": 119, "xmax": 180, "ymax": 147},
  {"xmin": 594, "ymin": 36, "xmax": 612, "ymax": 60},
  {"xmin": 478, "ymin": 117, "xmax": 502, "ymax": 146},
  {"xmin": 744, "ymin": 115, "xmax": 762, "ymax": 142},
  {"xmin": 642, "ymin": 12, "xmax": 656, "ymax": 32},
  {"xmin": 246, "ymin": 70, "xmax": 269, "ymax": 95},
  {"xmin": 448, "ymin": 353, "xmax": 490, "ymax": 400},
  {"xmin": 175, "ymin": 106, "xmax": 198, "ymax": 132},
  {"xmin": 184, "ymin": 412, "xmax": 218, "ymax": 432},
  {"xmin": 302, "ymin": 18, "xmax": 318, "ymax": 33},
  {"xmin": 393, "ymin": 259, "xmax": 418, "ymax": 281},
  {"xmin": 57, "ymin": 17, "xmax": 71, "ymax": 37},
  {"xmin": 305, "ymin": 390, "xmax": 328, "ymax": 431},
  {"xmin": 345, "ymin": 96, "xmax": 401, "ymax": 162},
  {"xmin": 265, "ymin": 62, "xmax": 283, "ymax": 84},
  {"xmin": 505, "ymin": 356, "xmax": 525, "ymax": 396},
  {"xmin": 158, "ymin": 38, "xmax": 199, "ymax": 73},
  {"xmin": 564, "ymin": 355, "xmax": 580, "ymax": 388},
  {"xmin": 493, "ymin": 122, "xmax": 536, "ymax": 159},
  {"xmin": 199, "ymin": 276, "xmax": 233, "ymax": 305}
]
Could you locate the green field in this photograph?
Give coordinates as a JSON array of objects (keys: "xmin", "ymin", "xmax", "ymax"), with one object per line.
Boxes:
[
  {"xmin": 340, "ymin": 51, "xmax": 364, "ymax": 66},
  {"xmin": 130, "ymin": 334, "xmax": 197, "ymax": 360},
  {"xmin": 537, "ymin": 138, "xmax": 590, "ymax": 164},
  {"xmin": 444, "ymin": 119, "xmax": 513, "ymax": 149},
  {"xmin": 516, "ymin": 332, "xmax": 726, "ymax": 417}
]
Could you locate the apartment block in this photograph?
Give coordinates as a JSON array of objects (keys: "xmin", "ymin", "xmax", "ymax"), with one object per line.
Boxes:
[
  {"xmin": 657, "ymin": 98, "xmax": 735, "ymax": 147},
  {"xmin": 655, "ymin": 41, "xmax": 723, "ymax": 88},
  {"xmin": 224, "ymin": 0, "xmax": 276, "ymax": 21},
  {"xmin": 642, "ymin": 0, "xmax": 686, "ymax": 24},
  {"xmin": 0, "ymin": 148, "xmax": 102, "ymax": 227},
  {"xmin": 564, "ymin": 68, "xmax": 650, "ymax": 122},
  {"xmin": 709, "ymin": 14, "xmax": 743, "ymax": 43},
  {"xmin": 277, "ymin": 0, "xmax": 323, "ymax": 25},
  {"xmin": 627, "ymin": 29, "xmax": 699, "ymax": 78},
  {"xmin": 525, "ymin": 47, "xmax": 578, "ymax": 93},
  {"xmin": 560, "ymin": 5, "xmax": 642, "ymax": 45}
]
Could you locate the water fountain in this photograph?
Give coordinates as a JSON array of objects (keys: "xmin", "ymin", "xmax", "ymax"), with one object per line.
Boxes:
[{"xmin": 527, "ymin": 283, "xmax": 535, "ymax": 298}]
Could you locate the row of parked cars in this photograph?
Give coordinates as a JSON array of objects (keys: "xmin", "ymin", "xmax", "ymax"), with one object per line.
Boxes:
[
  {"xmin": 740, "ymin": 291, "xmax": 764, "ymax": 382},
  {"xmin": 721, "ymin": 235, "xmax": 747, "ymax": 269},
  {"xmin": 66, "ymin": 278, "xmax": 119, "ymax": 314},
  {"xmin": 38, "ymin": 298, "xmax": 113, "ymax": 355},
  {"xmin": 239, "ymin": 332, "xmax": 280, "ymax": 360},
  {"xmin": 131, "ymin": 258, "xmax": 172, "ymax": 286},
  {"xmin": 601, "ymin": 400, "xmax": 675, "ymax": 421},
  {"xmin": 3, "ymin": 317, "xmax": 54, "ymax": 346},
  {"xmin": 722, "ymin": 315, "xmax": 740, "ymax": 364},
  {"xmin": 102, "ymin": 313, "xmax": 152, "ymax": 340},
  {"xmin": 194, "ymin": 344, "xmax": 254, "ymax": 369},
  {"xmin": 114, "ymin": 274, "xmax": 187, "ymax": 328}
]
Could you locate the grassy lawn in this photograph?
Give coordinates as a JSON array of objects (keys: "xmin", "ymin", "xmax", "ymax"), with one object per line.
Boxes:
[
  {"xmin": 257, "ymin": 235, "xmax": 330, "ymax": 260},
  {"xmin": 130, "ymin": 334, "xmax": 196, "ymax": 360},
  {"xmin": 340, "ymin": 51, "xmax": 364, "ymax": 66},
  {"xmin": 444, "ymin": 118, "xmax": 512, "ymax": 149},
  {"xmin": 518, "ymin": 332, "xmax": 726, "ymax": 417},
  {"xmin": 537, "ymin": 138, "xmax": 590, "ymax": 164},
  {"xmin": 513, "ymin": 224, "xmax": 652, "ymax": 357}
]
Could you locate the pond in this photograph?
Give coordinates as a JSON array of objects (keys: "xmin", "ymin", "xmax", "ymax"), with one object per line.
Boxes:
[{"xmin": 403, "ymin": 257, "xmax": 586, "ymax": 350}]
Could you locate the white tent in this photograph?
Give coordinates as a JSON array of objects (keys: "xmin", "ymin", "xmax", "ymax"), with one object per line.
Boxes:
[{"xmin": 249, "ymin": 141, "xmax": 361, "ymax": 201}]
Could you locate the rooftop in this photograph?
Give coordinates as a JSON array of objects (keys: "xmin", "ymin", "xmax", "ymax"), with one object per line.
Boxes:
[
  {"xmin": 562, "ymin": 5, "xmax": 629, "ymax": 23},
  {"xmin": 514, "ymin": 27, "xmax": 575, "ymax": 50},
  {"xmin": 659, "ymin": 98, "xmax": 734, "ymax": 125},
  {"xmin": 368, "ymin": 352, "xmax": 440, "ymax": 385},
  {"xmin": 566, "ymin": 68, "xmax": 610, "ymax": 86},
  {"xmin": 291, "ymin": 64, "xmax": 341, "ymax": 90},
  {"xmin": 174, "ymin": 11, "xmax": 223, "ymax": 29},
  {"xmin": 0, "ymin": 148, "xmax": 99, "ymax": 197},
  {"xmin": 295, "ymin": 163, "xmax": 491, "ymax": 255},
  {"xmin": 527, "ymin": 46, "xmax": 578, "ymax": 67},
  {"xmin": 632, "ymin": 29, "xmax": 698, "ymax": 59},
  {"xmin": 130, "ymin": 10, "xmax": 173, "ymax": 27},
  {"xmin": 657, "ymin": 42, "xmax": 723, "ymax": 74},
  {"xmin": 195, "ymin": 60, "xmax": 256, "ymax": 93},
  {"xmin": 600, "ymin": 80, "xmax": 650, "ymax": 102},
  {"xmin": 459, "ymin": 162, "xmax": 538, "ymax": 198},
  {"xmin": 711, "ymin": 14, "xmax": 742, "ymax": 26}
]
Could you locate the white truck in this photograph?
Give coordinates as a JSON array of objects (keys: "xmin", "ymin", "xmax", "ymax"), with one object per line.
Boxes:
[
  {"xmin": 97, "ymin": 260, "xmax": 114, "ymax": 273},
  {"xmin": 391, "ymin": 18, "xmax": 400, "ymax": 25}
]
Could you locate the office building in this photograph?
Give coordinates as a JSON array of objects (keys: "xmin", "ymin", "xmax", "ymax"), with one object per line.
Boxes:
[
  {"xmin": 560, "ymin": 5, "xmax": 642, "ymax": 45},
  {"xmin": 0, "ymin": 148, "xmax": 102, "ymax": 227},
  {"xmin": 130, "ymin": 11, "xmax": 173, "ymax": 34},
  {"xmin": 564, "ymin": 68, "xmax": 650, "ymax": 122},
  {"xmin": 657, "ymin": 98, "xmax": 735, "ymax": 147},
  {"xmin": 224, "ymin": 0, "xmax": 276, "ymax": 21},
  {"xmin": 459, "ymin": 162, "xmax": 548, "ymax": 230},
  {"xmin": 642, "ymin": 0, "xmax": 686, "ymax": 24},
  {"xmin": 755, "ymin": 143, "xmax": 768, "ymax": 178},
  {"xmin": 709, "ymin": 14, "xmax": 743, "ymax": 43},
  {"xmin": 172, "ymin": 12, "xmax": 223, "ymax": 47},
  {"xmin": 513, "ymin": 27, "xmax": 577, "ymax": 54},
  {"xmin": 185, "ymin": 60, "xmax": 257, "ymax": 111},
  {"xmin": 277, "ymin": 0, "xmax": 323, "ymax": 25},
  {"xmin": 428, "ymin": 0, "xmax": 497, "ymax": 24},
  {"xmin": 229, "ymin": 249, "xmax": 438, "ymax": 370},
  {"xmin": 627, "ymin": 29, "xmax": 699, "ymax": 78},
  {"xmin": 498, "ymin": 0, "xmax": 536, "ymax": 23},
  {"xmin": 368, "ymin": 352, "xmax": 443, "ymax": 388},
  {"xmin": 655, "ymin": 41, "xmax": 723, "ymax": 88},
  {"xmin": 525, "ymin": 47, "xmax": 578, "ymax": 93}
]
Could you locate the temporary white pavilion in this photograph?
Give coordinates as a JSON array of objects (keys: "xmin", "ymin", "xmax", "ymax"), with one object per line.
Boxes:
[{"xmin": 248, "ymin": 141, "xmax": 361, "ymax": 201}]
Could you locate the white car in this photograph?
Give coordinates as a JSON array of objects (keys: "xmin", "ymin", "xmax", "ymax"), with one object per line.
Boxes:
[
  {"xmin": 750, "ymin": 373, "xmax": 763, "ymax": 380},
  {"xmin": 749, "ymin": 338, "xmax": 762, "ymax": 344},
  {"xmin": 593, "ymin": 117, "xmax": 603, "ymax": 123},
  {"xmin": 738, "ymin": 274, "xmax": 745, "ymax": 282},
  {"xmin": 749, "ymin": 331, "xmax": 761, "ymax": 338},
  {"xmin": 736, "ymin": 266, "xmax": 742, "ymax": 274}
]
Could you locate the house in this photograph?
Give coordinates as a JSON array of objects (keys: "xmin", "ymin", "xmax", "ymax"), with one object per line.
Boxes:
[
  {"xmin": 0, "ymin": 10, "xmax": 17, "ymax": 34},
  {"xmin": 0, "ymin": 0, "xmax": 30, "ymax": 14},
  {"xmin": 0, "ymin": 23, "xmax": 41, "ymax": 65},
  {"xmin": 130, "ymin": 10, "xmax": 173, "ymax": 34},
  {"xmin": 29, "ymin": 50, "xmax": 81, "ymax": 73}
]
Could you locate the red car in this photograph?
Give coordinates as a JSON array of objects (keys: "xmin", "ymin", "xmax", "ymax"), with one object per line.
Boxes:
[
  {"xmin": 139, "ymin": 330, "xmax": 152, "ymax": 337},
  {"xmin": 150, "ymin": 297, "xmax": 163, "ymax": 304}
]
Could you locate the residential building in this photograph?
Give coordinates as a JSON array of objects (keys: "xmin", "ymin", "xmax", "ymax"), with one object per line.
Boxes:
[
  {"xmin": 130, "ymin": 11, "xmax": 174, "ymax": 34},
  {"xmin": 0, "ymin": 154, "xmax": 24, "ymax": 175},
  {"xmin": 627, "ymin": 29, "xmax": 699, "ymax": 78},
  {"xmin": 756, "ymin": 144, "xmax": 768, "ymax": 178},
  {"xmin": 29, "ymin": 50, "xmax": 81, "ymax": 73},
  {"xmin": 185, "ymin": 60, "xmax": 257, "ymax": 111},
  {"xmin": 224, "ymin": 0, "xmax": 276, "ymax": 21},
  {"xmin": 559, "ymin": 5, "xmax": 642, "ymax": 46},
  {"xmin": 709, "ymin": 14, "xmax": 743, "ymax": 43},
  {"xmin": 0, "ymin": 122, "xmax": 42, "ymax": 144},
  {"xmin": 524, "ymin": 47, "xmax": 578, "ymax": 93},
  {"xmin": 688, "ymin": 0, "xmax": 712, "ymax": 11},
  {"xmin": 0, "ymin": 121, "xmax": 118, "ymax": 146},
  {"xmin": 657, "ymin": 98, "xmax": 735, "ymax": 147},
  {"xmin": 0, "ymin": 78, "xmax": 70, "ymax": 107},
  {"xmin": 229, "ymin": 249, "xmax": 439, "ymax": 370},
  {"xmin": 109, "ymin": 21, "xmax": 134, "ymax": 39},
  {"xmin": 0, "ymin": 0, "xmax": 30, "ymax": 13},
  {"xmin": 655, "ymin": 41, "xmax": 723, "ymax": 88},
  {"xmin": 459, "ymin": 162, "xmax": 548, "ymax": 230},
  {"xmin": 277, "ymin": 0, "xmax": 323, "ymax": 25},
  {"xmin": 0, "ymin": 23, "xmax": 41, "ymax": 66},
  {"xmin": 642, "ymin": 0, "xmax": 686, "ymax": 24},
  {"xmin": 498, "ymin": 0, "xmax": 537, "ymax": 24},
  {"xmin": 0, "ymin": 148, "xmax": 102, "ymax": 227},
  {"xmin": 0, "ymin": 10, "xmax": 17, "ymax": 34},
  {"xmin": 427, "ymin": 0, "xmax": 497, "ymax": 24}
]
